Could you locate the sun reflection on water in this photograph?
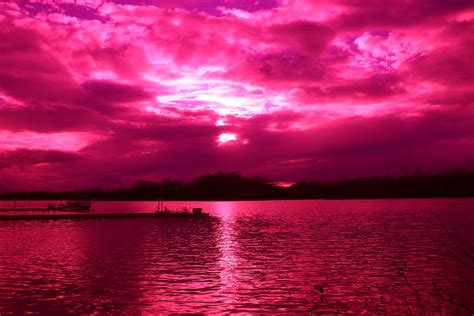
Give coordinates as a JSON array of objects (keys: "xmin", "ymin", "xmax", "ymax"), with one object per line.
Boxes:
[{"xmin": 215, "ymin": 202, "xmax": 240, "ymax": 306}]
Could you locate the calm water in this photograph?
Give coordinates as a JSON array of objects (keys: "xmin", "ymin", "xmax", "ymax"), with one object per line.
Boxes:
[{"xmin": 1, "ymin": 199, "xmax": 473, "ymax": 314}]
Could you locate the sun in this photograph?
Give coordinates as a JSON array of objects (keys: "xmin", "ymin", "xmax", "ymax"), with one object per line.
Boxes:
[{"xmin": 218, "ymin": 133, "xmax": 237, "ymax": 145}]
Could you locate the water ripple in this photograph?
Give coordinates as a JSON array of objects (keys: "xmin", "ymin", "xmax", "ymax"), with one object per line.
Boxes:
[{"xmin": 1, "ymin": 199, "xmax": 473, "ymax": 314}]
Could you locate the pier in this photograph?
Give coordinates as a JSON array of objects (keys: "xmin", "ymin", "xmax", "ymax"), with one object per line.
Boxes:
[
  {"xmin": 0, "ymin": 200, "xmax": 50, "ymax": 212},
  {"xmin": 0, "ymin": 211, "xmax": 210, "ymax": 221},
  {"xmin": 0, "ymin": 199, "xmax": 209, "ymax": 221},
  {"xmin": 0, "ymin": 200, "xmax": 95, "ymax": 212}
]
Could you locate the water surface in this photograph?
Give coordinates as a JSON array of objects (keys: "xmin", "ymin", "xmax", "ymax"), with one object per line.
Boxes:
[{"xmin": 1, "ymin": 199, "xmax": 473, "ymax": 314}]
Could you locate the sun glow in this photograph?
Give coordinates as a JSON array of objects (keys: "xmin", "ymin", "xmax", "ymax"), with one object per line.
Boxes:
[{"xmin": 218, "ymin": 133, "xmax": 237, "ymax": 145}]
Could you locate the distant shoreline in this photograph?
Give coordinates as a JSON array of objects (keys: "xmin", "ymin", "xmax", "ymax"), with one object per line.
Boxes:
[
  {"xmin": 2, "ymin": 197, "xmax": 473, "ymax": 202},
  {"xmin": 1, "ymin": 170, "xmax": 473, "ymax": 201}
]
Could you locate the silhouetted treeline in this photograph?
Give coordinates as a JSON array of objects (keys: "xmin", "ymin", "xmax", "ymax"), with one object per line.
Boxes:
[{"xmin": 1, "ymin": 170, "xmax": 474, "ymax": 201}]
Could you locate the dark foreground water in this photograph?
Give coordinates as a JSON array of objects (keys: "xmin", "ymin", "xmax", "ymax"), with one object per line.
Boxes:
[{"xmin": 1, "ymin": 199, "xmax": 473, "ymax": 314}]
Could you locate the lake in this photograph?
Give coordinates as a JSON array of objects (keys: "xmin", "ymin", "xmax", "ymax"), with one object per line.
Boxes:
[{"xmin": 1, "ymin": 199, "xmax": 473, "ymax": 314}]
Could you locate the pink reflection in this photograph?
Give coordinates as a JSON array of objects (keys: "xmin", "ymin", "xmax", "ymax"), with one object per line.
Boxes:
[
  {"xmin": 1, "ymin": 200, "xmax": 473, "ymax": 313},
  {"xmin": 215, "ymin": 202, "xmax": 240, "ymax": 305}
]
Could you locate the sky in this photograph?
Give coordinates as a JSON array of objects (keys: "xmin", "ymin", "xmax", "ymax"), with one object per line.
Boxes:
[{"xmin": 0, "ymin": 0, "xmax": 473, "ymax": 191}]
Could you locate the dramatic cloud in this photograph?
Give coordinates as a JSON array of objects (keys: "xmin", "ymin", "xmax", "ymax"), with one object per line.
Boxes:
[
  {"xmin": 0, "ymin": 149, "xmax": 82, "ymax": 168},
  {"xmin": 0, "ymin": 0, "xmax": 473, "ymax": 190}
]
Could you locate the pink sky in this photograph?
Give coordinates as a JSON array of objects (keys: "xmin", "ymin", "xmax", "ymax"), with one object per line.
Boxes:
[{"xmin": 0, "ymin": 0, "xmax": 473, "ymax": 191}]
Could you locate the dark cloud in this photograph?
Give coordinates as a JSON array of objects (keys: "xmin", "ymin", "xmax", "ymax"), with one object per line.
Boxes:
[
  {"xmin": 114, "ymin": 0, "xmax": 280, "ymax": 15},
  {"xmin": 269, "ymin": 20, "xmax": 335, "ymax": 54},
  {"xmin": 0, "ymin": 103, "xmax": 101, "ymax": 133},
  {"xmin": 333, "ymin": 0, "xmax": 474, "ymax": 29},
  {"xmin": 82, "ymin": 80, "xmax": 153, "ymax": 103},
  {"xmin": 302, "ymin": 74, "xmax": 405, "ymax": 101},
  {"xmin": 0, "ymin": 149, "xmax": 83, "ymax": 168},
  {"xmin": 238, "ymin": 52, "xmax": 327, "ymax": 84},
  {"xmin": 409, "ymin": 42, "xmax": 474, "ymax": 85}
]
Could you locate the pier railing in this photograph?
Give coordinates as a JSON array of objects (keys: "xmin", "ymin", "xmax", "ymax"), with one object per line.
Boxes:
[
  {"xmin": 0, "ymin": 200, "xmax": 52, "ymax": 211},
  {"xmin": 0, "ymin": 200, "xmax": 96, "ymax": 212}
]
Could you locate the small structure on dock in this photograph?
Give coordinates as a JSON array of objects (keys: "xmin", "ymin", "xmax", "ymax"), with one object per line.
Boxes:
[{"xmin": 49, "ymin": 201, "xmax": 94, "ymax": 212}]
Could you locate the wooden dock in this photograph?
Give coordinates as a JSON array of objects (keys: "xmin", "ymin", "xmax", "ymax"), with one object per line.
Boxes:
[{"xmin": 0, "ymin": 211, "xmax": 210, "ymax": 221}]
